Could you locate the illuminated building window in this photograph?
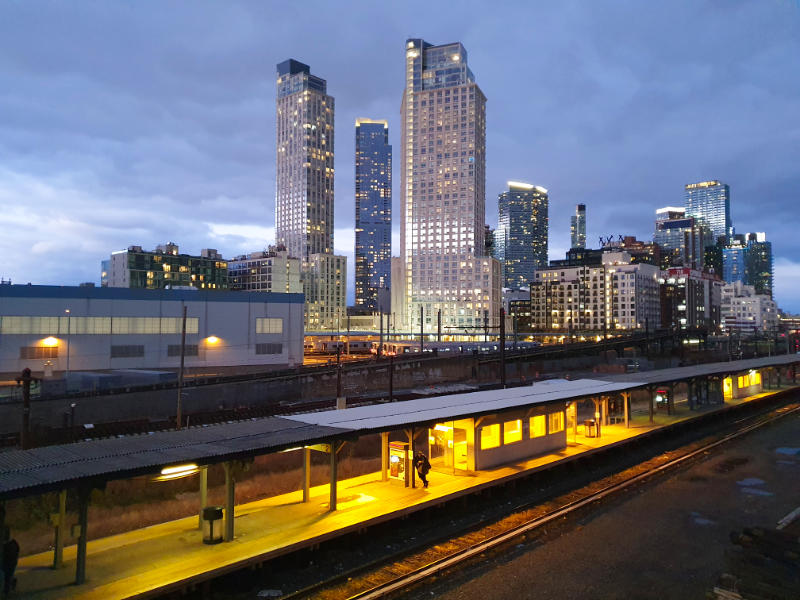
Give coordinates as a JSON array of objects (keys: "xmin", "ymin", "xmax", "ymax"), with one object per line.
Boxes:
[
  {"xmin": 480, "ymin": 424, "xmax": 500, "ymax": 449},
  {"xmin": 549, "ymin": 411, "xmax": 565, "ymax": 434},
  {"xmin": 256, "ymin": 318, "xmax": 284, "ymax": 334},
  {"xmin": 530, "ymin": 415, "xmax": 546, "ymax": 438},
  {"xmin": 723, "ymin": 377, "xmax": 733, "ymax": 399},
  {"xmin": 0, "ymin": 316, "xmax": 198, "ymax": 335},
  {"xmin": 503, "ymin": 419, "xmax": 522, "ymax": 444}
]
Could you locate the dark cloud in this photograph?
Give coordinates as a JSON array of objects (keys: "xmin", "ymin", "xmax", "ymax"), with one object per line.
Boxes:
[{"xmin": 0, "ymin": 0, "xmax": 798, "ymax": 309}]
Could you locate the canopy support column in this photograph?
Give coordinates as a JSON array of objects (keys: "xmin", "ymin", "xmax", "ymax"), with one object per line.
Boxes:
[
  {"xmin": 623, "ymin": 392, "xmax": 630, "ymax": 428},
  {"xmin": 223, "ymin": 462, "xmax": 235, "ymax": 542},
  {"xmin": 53, "ymin": 489, "xmax": 66, "ymax": 569},
  {"xmin": 303, "ymin": 448, "xmax": 311, "ymax": 502},
  {"xmin": 381, "ymin": 432, "xmax": 389, "ymax": 482},
  {"xmin": 75, "ymin": 487, "xmax": 90, "ymax": 585},
  {"xmin": 329, "ymin": 442, "xmax": 339, "ymax": 512},
  {"xmin": 407, "ymin": 427, "xmax": 416, "ymax": 488},
  {"xmin": 198, "ymin": 466, "xmax": 208, "ymax": 529}
]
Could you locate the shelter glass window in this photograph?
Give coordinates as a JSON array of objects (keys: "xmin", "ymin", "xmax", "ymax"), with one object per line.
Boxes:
[
  {"xmin": 503, "ymin": 419, "xmax": 522, "ymax": 444},
  {"xmin": 480, "ymin": 424, "xmax": 500, "ymax": 449},
  {"xmin": 529, "ymin": 415, "xmax": 546, "ymax": 438},
  {"xmin": 549, "ymin": 411, "xmax": 565, "ymax": 434}
]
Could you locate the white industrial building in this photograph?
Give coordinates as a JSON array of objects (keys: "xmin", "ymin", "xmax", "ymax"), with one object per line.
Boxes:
[{"xmin": 0, "ymin": 285, "xmax": 304, "ymax": 377}]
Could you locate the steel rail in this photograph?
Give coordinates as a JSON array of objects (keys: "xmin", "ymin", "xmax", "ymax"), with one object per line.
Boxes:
[{"xmin": 346, "ymin": 401, "xmax": 800, "ymax": 600}]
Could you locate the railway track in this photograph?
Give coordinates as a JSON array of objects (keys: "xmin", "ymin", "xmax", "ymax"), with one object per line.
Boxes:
[{"xmin": 280, "ymin": 396, "xmax": 800, "ymax": 600}]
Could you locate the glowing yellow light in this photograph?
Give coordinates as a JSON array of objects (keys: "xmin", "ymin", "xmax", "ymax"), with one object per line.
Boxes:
[
  {"xmin": 206, "ymin": 336, "xmax": 220, "ymax": 345},
  {"xmin": 42, "ymin": 337, "xmax": 59, "ymax": 347},
  {"xmin": 434, "ymin": 424, "xmax": 452, "ymax": 432},
  {"xmin": 154, "ymin": 463, "xmax": 199, "ymax": 481}
]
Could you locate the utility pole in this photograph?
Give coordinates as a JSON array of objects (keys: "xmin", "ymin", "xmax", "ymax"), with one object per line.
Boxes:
[
  {"xmin": 389, "ymin": 354, "xmax": 394, "ymax": 402},
  {"xmin": 437, "ymin": 309, "xmax": 442, "ymax": 342},
  {"xmin": 500, "ymin": 307, "xmax": 506, "ymax": 389},
  {"xmin": 346, "ymin": 313, "xmax": 350, "ymax": 356},
  {"xmin": 336, "ymin": 345, "xmax": 344, "ymax": 409},
  {"xmin": 64, "ymin": 308, "xmax": 72, "ymax": 378},
  {"xmin": 176, "ymin": 305, "xmax": 187, "ymax": 430},
  {"xmin": 419, "ymin": 306, "xmax": 424, "ymax": 354},
  {"xmin": 378, "ymin": 310, "xmax": 383, "ymax": 360},
  {"xmin": 16, "ymin": 367, "xmax": 37, "ymax": 449}
]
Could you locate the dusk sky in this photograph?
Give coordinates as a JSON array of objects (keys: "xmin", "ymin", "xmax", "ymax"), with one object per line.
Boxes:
[{"xmin": 1, "ymin": 1, "xmax": 798, "ymax": 310}]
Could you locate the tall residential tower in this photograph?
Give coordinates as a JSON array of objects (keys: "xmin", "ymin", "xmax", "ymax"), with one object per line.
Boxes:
[
  {"xmin": 496, "ymin": 181, "xmax": 549, "ymax": 289},
  {"xmin": 570, "ymin": 204, "xmax": 586, "ymax": 249},
  {"xmin": 275, "ymin": 59, "xmax": 346, "ymax": 330},
  {"xmin": 400, "ymin": 39, "xmax": 500, "ymax": 334},
  {"xmin": 354, "ymin": 119, "xmax": 392, "ymax": 311}
]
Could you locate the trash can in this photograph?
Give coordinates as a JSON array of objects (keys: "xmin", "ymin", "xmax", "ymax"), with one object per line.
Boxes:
[
  {"xmin": 584, "ymin": 419, "xmax": 597, "ymax": 438},
  {"xmin": 201, "ymin": 506, "xmax": 224, "ymax": 545}
]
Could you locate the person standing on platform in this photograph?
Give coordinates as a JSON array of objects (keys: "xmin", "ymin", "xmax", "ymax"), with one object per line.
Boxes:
[
  {"xmin": 2, "ymin": 537, "xmax": 19, "ymax": 598},
  {"xmin": 414, "ymin": 451, "xmax": 431, "ymax": 488}
]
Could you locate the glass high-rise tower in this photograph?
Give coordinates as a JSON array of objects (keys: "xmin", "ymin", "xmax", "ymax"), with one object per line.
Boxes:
[
  {"xmin": 275, "ymin": 59, "xmax": 345, "ymax": 330},
  {"xmin": 685, "ymin": 180, "xmax": 731, "ymax": 243},
  {"xmin": 354, "ymin": 119, "xmax": 392, "ymax": 311},
  {"xmin": 570, "ymin": 204, "xmax": 586, "ymax": 249},
  {"xmin": 745, "ymin": 232, "xmax": 773, "ymax": 298},
  {"xmin": 653, "ymin": 207, "xmax": 711, "ymax": 270},
  {"xmin": 400, "ymin": 39, "xmax": 500, "ymax": 334},
  {"xmin": 496, "ymin": 182, "xmax": 549, "ymax": 289}
]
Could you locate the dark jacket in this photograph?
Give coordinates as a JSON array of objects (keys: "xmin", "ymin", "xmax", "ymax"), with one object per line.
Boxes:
[{"xmin": 414, "ymin": 454, "xmax": 431, "ymax": 474}]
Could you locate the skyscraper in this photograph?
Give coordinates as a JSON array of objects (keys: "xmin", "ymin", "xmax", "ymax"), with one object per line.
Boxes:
[
  {"xmin": 354, "ymin": 119, "xmax": 392, "ymax": 311},
  {"xmin": 275, "ymin": 59, "xmax": 346, "ymax": 330},
  {"xmin": 496, "ymin": 182, "xmax": 549, "ymax": 289},
  {"xmin": 276, "ymin": 59, "xmax": 334, "ymax": 261},
  {"xmin": 745, "ymin": 232, "xmax": 773, "ymax": 298},
  {"xmin": 685, "ymin": 180, "xmax": 731, "ymax": 243},
  {"xmin": 570, "ymin": 204, "xmax": 586, "ymax": 249},
  {"xmin": 653, "ymin": 207, "xmax": 711, "ymax": 270},
  {"xmin": 400, "ymin": 39, "xmax": 500, "ymax": 334},
  {"xmin": 723, "ymin": 235, "xmax": 748, "ymax": 285}
]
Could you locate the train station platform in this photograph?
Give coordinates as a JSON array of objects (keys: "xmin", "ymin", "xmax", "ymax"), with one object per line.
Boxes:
[{"xmin": 11, "ymin": 382, "xmax": 797, "ymax": 600}]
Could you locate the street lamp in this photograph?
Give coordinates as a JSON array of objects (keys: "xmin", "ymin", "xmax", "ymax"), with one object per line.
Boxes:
[{"xmin": 64, "ymin": 309, "xmax": 71, "ymax": 378}]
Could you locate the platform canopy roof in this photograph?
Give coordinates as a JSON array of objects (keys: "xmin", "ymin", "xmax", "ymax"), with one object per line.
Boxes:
[
  {"xmin": 592, "ymin": 355, "xmax": 798, "ymax": 386},
  {"xmin": 0, "ymin": 355, "xmax": 796, "ymax": 500},
  {"xmin": 0, "ymin": 418, "xmax": 350, "ymax": 499},
  {"xmin": 289, "ymin": 378, "xmax": 633, "ymax": 432}
]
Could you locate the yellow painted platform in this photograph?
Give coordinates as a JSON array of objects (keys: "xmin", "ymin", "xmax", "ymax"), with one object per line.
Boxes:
[{"xmin": 13, "ymin": 385, "xmax": 795, "ymax": 599}]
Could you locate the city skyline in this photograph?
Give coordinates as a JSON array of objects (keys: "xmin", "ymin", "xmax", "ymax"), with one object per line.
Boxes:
[{"xmin": 1, "ymin": 2, "xmax": 799, "ymax": 311}]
